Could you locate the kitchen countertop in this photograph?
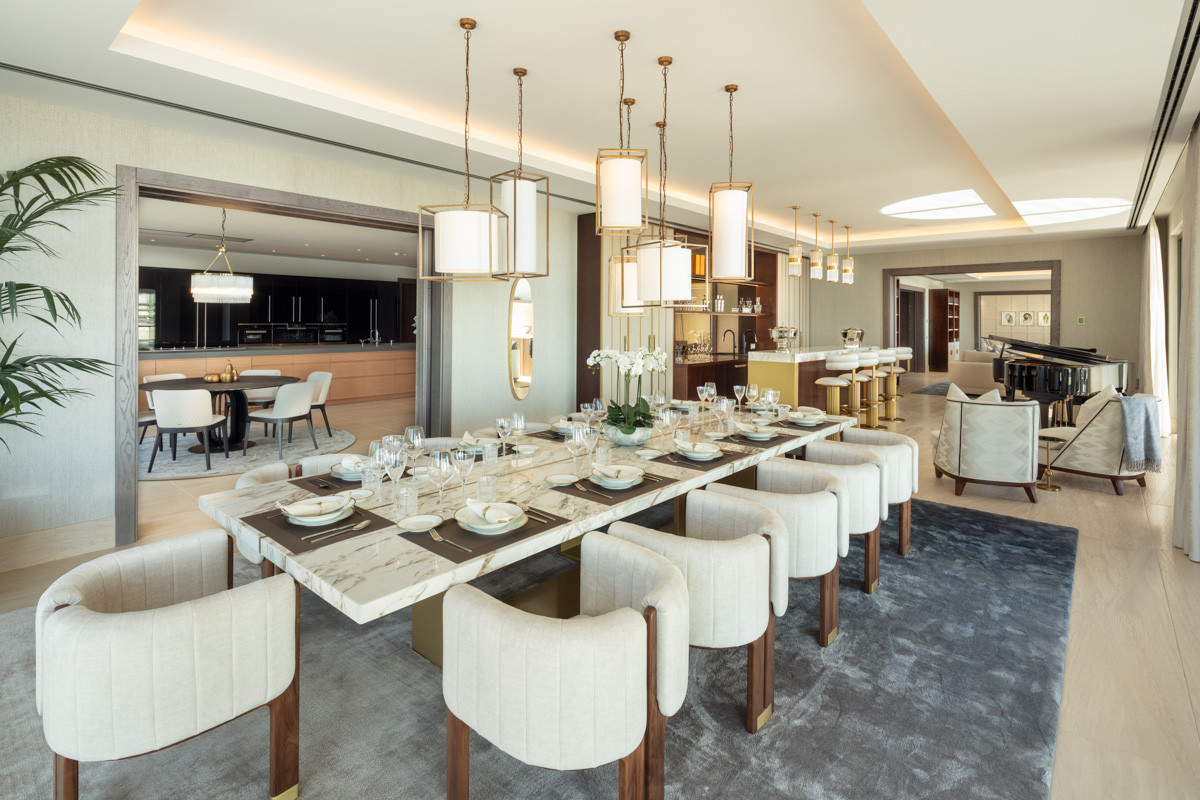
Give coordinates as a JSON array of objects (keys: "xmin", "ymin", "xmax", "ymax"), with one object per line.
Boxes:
[
  {"xmin": 139, "ymin": 343, "xmax": 415, "ymax": 360},
  {"xmin": 748, "ymin": 345, "xmax": 879, "ymax": 363},
  {"xmin": 673, "ymin": 354, "xmax": 748, "ymax": 365}
]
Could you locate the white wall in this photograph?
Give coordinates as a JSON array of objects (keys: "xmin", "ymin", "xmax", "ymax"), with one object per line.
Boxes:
[
  {"xmin": 0, "ymin": 92, "xmax": 578, "ymax": 539},
  {"xmin": 808, "ymin": 234, "xmax": 1143, "ymax": 368},
  {"xmin": 940, "ymin": 279, "xmax": 1052, "ymax": 349}
]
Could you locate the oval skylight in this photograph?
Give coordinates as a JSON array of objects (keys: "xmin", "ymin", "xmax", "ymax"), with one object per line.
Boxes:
[
  {"xmin": 881, "ymin": 191, "xmax": 1131, "ymax": 226},
  {"xmin": 880, "ymin": 189, "xmax": 994, "ymax": 220}
]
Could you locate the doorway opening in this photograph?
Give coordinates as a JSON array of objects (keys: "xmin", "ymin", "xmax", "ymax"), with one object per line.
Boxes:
[{"xmin": 897, "ymin": 288, "xmax": 926, "ymax": 373}]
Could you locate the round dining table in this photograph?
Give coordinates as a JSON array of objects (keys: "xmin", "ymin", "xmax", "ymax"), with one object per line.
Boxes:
[{"xmin": 140, "ymin": 375, "xmax": 303, "ymax": 451}]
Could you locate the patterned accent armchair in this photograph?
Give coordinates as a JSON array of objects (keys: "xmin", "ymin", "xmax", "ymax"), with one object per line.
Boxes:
[
  {"xmin": 933, "ymin": 394, "xmax": 1040, "ymax": 502},
  {"xmin": 1042, "ymin": 396, "xmax": 1154, "ymax": 495}
]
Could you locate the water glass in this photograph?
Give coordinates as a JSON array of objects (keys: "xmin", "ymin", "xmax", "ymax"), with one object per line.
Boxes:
[
  {"xmin": 403, "ymin": 426, "xmax": 425, "ymax": 476},
  {"xmin": 564, "ymin": 424, "xmax": 587, "ymax": 470},
  {"xmin": 593, "ymin": 442, "xmax": 613, "ymax": 467},
  {"xmin": 511, "ymin": 412, "xmax": 526, "ymax": 450},
  {"xmin": 482, "ymin": 442, "xmax": 500, "ymax": 472},
  {"xmin": 495, "ymin": 417, "xmax": 513, "ymax": 455},
  {"xmin": 393, "ymin": 484, "xmax": 418, "ymax": 518},
  {"xmin": 477, "ymin": 474, "xmax": 498, "ymax": 502},
  {"xmin": 428, "ymin": 450, "xmax": 454, "ymax": 502},
  {"xmin": 673, "ymin": 427, "xmax": 691, "ymax": 451}
]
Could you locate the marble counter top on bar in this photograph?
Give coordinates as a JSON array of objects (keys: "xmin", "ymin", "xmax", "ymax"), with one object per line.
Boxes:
[
  {"xmin": 199, "ymin": 414, "xmax": 856, "ymax": 624},
  {"xmin": 748, "ymin": 345, "xmax": 879, "ymax": 363}
]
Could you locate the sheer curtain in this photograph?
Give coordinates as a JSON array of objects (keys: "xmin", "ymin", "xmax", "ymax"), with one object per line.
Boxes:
[
  {"xmin": 1174, "ymin": 131, "xmax": 1200, "ymax": 560},
  {"xmin": 1140, "ymin": 221, "xmax": 1171, "ymax": 430}
]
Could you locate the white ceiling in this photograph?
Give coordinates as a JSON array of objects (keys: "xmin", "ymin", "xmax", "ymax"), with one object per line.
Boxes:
[{"xmin": 3, "ymin": 0, "xmax": 1193, "ymax": 252}]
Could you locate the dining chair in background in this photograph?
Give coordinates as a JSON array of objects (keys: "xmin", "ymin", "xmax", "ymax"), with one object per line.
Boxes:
[
  {"xmin": 240, "ymin": 369, "xmax": 282, "ymax": 434},
  {"xmin": 837, "ymin": 429, "xmax": 920, "ymax": 554},
  {"xmin": 139, "ymin": 372, "xmax": 185, "ymax": 447},
  {"xmin": 299, "ymin": 453, "xmax": 350, "ymax": 475},
  {"xmin": 148, "ymin": 389, "xmax": 229, "ymax": 472},
  {"xmin": 246, "ymin": 382, "xmax": 316, "ymax": 460},
  {"xmin": 235, "ymin": 461, "xmax": 291, "ymax": 489},
  {"xmin": 306, "ymin": 371, "xmax": 334, "ymax": 436}
]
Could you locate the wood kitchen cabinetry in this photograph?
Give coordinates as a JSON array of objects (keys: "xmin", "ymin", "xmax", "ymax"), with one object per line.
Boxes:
[
  {"xmin": 929, "ymin": 289, "xmax": 961, "ymax": 372},
  {"xmin": 672, "ymin": 356, "xmax": 749, "ymax": 401}
]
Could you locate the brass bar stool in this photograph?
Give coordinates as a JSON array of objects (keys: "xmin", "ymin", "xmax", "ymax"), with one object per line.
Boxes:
[
  {"xmin": 856, "ymin": 351, "xmax": 886, "ymax": 429},
  {"xmin": 892, "ymin": 346, "xmax": 914, "ymax": 397},
  {"xmin": 818, "ymin": 353, "xmax": 859, "ymax": 417},
  {"xmin": 878, "ymin": 349, "xmax": 904, "ymax": 423}
]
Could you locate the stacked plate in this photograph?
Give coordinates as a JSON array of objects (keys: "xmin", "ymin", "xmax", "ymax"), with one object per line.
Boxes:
[
  {"xmin": 453, "ymin": 502, "xmax": 527, "ymax": 535},
  {"xmin": 789, "ymin": 409, "xmax": 826, "ymax": 426},
  {"xmin": 550, "ymin": 421, "xmax": 579, "ymax": 436},
  {"xmin": 331, "ymin": 464, "xmax": 363, "ymax": 481},
  {"xmin": 676, "ymin": 441, "xmax": 723, "ymax": 461},
  {"xmin": 589, "ymin": 464, "xmax": 645, "ymax": 490},
  {"xmin": 737, "ymin": 424, "xmax": 777, "ymax": 441},
  {"xmin": 458, "ymin": 436, "xmax": 500, "ymax": 454},
  {"xmin": 279, "ymin": 495, "xmax": 355, "ymax": 527}
]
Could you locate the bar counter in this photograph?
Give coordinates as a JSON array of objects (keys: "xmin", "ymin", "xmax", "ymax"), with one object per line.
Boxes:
[{"xmin": 748, "ymin": 345, "xmax": 879, "ymax": 407}]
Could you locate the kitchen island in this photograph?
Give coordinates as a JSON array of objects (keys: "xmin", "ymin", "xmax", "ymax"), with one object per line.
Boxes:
[
  {"xmin": 672, "ymin": 354, "xmax": 749, "ymax": 401},
  {"xmin": 137, "ymin": 344, "xmax": 415, "ymax": 411},
  {"xmin": 748, "ymin": 345, "xmax": 880, "ymax": 408}
]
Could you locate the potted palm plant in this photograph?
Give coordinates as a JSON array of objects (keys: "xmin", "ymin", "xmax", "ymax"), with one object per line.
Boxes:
[{"xmin": 1, "ymin": 156, "xmax": 118, "ymax": 447}]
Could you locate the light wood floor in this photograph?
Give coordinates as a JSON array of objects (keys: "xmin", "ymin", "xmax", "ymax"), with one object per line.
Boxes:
[{"xmin": 2, "ymin": 381, "xmax": 1195, "ymax": 798}]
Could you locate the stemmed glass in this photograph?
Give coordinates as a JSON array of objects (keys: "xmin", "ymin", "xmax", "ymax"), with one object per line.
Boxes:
[
  {"xmin": 694, "ymin": 385, "xmax": 706, "ymax": 416},
  {"xmin": 650, "ymin": 392, "xmax": 668, "ymax": 420},
  {"xmin": 564, "ymin": 424, "xmax": 587, "ymax": 471},
  {"xmin": 495, "ymin": 417, "xmax": 512, "ymax": 456},
  {"xmin": 764, "ymin": 388, "xmax": 781, "ymax": 420},
  {"xmin": 511, "ymin": 412, "xmax": 526, "ymax": 451},
  {"xmin": 655, "ymin": 408, "xmax": 678, "ymax": 450},
  {"xmin": 704, "ymin": 382, "xmax": 717, "ymax": 411},
  {"xmin": 382, "ymin": 445, "xmax": 406, "ymax": 501},
  {"xmin": 583, "ymin": 426, "xmax": 601, "ymax": 466},
  {"xmin": 428, "ymin": 450, "xmax": 454, "ymax": 502},
  {"xmin": 746, "ymin": 383, "xmax": 760, "ymax": 411},
  {"xmin": 714, "ymin": 397, "xmax": 734, "ymax": 434},
  {"xmin": 452, "ymin": 448, "xmax": 475, "ymax": 504},
  {"xmin": 403, "ymin": 426, "xmax": 424, "ymax": 482},
  {"xmin": 366, "ymin": 440, "xmax": 386, "ymax": 494},
  {"xmin": 733, "ymin": 384, "xmax": 746, "ymax": 414}
]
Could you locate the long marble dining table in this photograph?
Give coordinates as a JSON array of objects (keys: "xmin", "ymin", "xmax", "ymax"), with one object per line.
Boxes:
[{"xmin": 198, "ymin": 414, "xmax": 857, "ymax": 626}]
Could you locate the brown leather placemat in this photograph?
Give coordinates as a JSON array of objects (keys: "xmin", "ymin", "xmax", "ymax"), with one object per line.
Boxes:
[
  {"xmin": 400, "ymin": 510, "xmax": 570, "ymax": 564},
  {"xmin": 288, "ymin": 473, "xmax": 364, "ymax": 495},
  {"xmin": 657, "ymin": 450, "xmax": 744, "ymax": 472},
  {"xmin": 725, "ymin": 432, "xmax": 801, "ymax": 449},
  {"xmin": 548, "ymin": 474, "xmax": 677, "ymax": 506},
  {"xmin": 528, "ymin": 430, "xmax": 565, "ymax": 442},
  {"xmin": 777, "ymin": 419, "xmax": 842, "ymax": 435},
  {"xmin": 241, "ymin": 505, "xmax": 395, "ymax": 555}
]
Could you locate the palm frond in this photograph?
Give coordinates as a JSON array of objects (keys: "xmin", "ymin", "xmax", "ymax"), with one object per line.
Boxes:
[
  {"xmin": 1, "ymin": 281, "xmax": 82, "ymax": 327},
  {"xmin": 0, "ymin": 157, "xmax": 119, "ymax": 259}
]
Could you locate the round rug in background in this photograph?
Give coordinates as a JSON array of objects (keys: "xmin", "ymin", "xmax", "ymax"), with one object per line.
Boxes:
[{"xmin": 137, "ymin": 427, "xmax": 357, "ymax": 481}]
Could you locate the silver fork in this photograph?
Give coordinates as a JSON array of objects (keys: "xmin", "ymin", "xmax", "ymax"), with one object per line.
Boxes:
[
  {"xmin": 574, "ymin": 481, "xmax": 613, "ymax": 500},
  {"xmin": 429, "ymin": 528, "xmax": 471, "ymax": 553}
]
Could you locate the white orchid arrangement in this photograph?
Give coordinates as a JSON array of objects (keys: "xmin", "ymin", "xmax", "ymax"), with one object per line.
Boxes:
[{"xmin": 586, "ymin": 347, "xmax": 669, "ymax": 432}]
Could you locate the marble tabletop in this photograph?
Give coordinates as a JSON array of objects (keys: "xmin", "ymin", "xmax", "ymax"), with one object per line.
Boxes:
[
  {"xmin": 199, "ymin": 413, "xmax": 857, "ymax": 624},
  {"xmin": 749, "ymin": 345, "xmax": 880, "ymax": 363}
]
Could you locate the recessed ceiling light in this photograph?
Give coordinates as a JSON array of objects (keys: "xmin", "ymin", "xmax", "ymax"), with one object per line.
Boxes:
[
  {"xmin": 393, "ymin": 252, "xmax": 399, "ymax": 256},
  {"xmin": 1012, "ymin": 198, "xmax": 1131, "ymax": 226},
  {"xmin": 304, "ymin": 243, "xmax": 309, "ymax": 247},
  {"xmin": 881, "ymin": 189, "xmax": 994, "ymax": 220},
  {"xmin": 321, "ymin": 254, "xmax": 326, "ymax": 257},
  {"xmin": 271, "ymin": 249, "xmax": 276, "ymax": 253},
  {"xmin": 149, "ymin": 238, "xmax": 156, "ymax": 242}
]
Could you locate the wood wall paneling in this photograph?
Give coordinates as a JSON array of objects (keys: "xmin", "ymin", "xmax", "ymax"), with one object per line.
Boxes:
[{"xmin": 576, "ymin": 213, "xmax": 602, "ymax": 406}]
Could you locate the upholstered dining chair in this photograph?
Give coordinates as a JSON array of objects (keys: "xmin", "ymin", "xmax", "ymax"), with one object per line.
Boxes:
[
  {"xmin": 708, "ymin": 458, "xmax": 847, "ymax": 646},
  {"xmin": 838, "ymin": 429, "xmax": 920, "ymax": 554},
  {"xmin": 148, "ymin": 389, "xmax": 229, "ymax": 473},
  {"xmin": 35, "ymin": 530, "xmax": 299, "ymax": 800},
  {"xmin": 1040, "ymin": 393, "xmax": 1159, "ymax": 495},
  {"xmin": 299, "ymin": 453, "xmax": 351, "ymax": 475},
  {"xmin": 932, "ymin": 389, "xmax": 1040, "ymax": 502},
  {"xmin": 139, "ymin": 372, "xmax": 185, "ymax": 446},
  {"xmin": 246, "ymin": 381, "xmax": 316, "ymax": 460},
  {"xmin": 608, "ymin": 488, "xmax": 788, "ymax": 733},
  {"xmin": 240, "ymin": 368, "xmax": 282, "ymax": 432},
  {"xmin": 442, "ymin": 531, "xmax": 688, "ymax": 800},
  {"xmin": 235, "ymin": 460, "xmax": 291, "ymax": 489},
  {"xmin": 801, "ymin": 441, "xmax": 889, "ymax": 593},
  {"xmin": 306, "ymin": 371, "xmax": 334, "ymax": 437}
]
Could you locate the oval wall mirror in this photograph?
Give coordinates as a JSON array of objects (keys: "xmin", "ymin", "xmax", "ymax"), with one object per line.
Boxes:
[{"xmin": 508, "ymin": 278, "xmax": 533, "ymax": 400}]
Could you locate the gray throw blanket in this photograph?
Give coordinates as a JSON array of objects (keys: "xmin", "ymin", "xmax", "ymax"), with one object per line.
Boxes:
[{"xmin": 1119, "ymin": 395, "xmax": 1161, "ymax": 473}]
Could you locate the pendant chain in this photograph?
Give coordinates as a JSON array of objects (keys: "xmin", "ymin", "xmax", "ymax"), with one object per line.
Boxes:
[
  {"xmin": 659, "ymin": 62, "xmax": 669, "ymax": 238},
  {"xmin": 517, "ymin": 71, "xmax": 524, "ymax": 172},
  {"xmin": 728, "ymin": 90, "xmax": 735, "ymax": 183},
  {"xmin": 463, "ymin": 27, "xmax": 471, "ymax": 206},
  {"xmin": 618, "ymin": 40, "xmax": 626, "ymax": 148}
]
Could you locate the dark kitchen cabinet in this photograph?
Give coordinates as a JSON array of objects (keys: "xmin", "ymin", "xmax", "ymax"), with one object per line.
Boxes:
[{"xmin": 671, "ymin": 357, "xmax": 749, "ymax": 401}]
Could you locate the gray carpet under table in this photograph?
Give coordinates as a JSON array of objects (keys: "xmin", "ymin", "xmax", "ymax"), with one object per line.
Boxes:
[{"xmin": 0, "ymin": 500, "xmax": 1077, "ymax": 800}]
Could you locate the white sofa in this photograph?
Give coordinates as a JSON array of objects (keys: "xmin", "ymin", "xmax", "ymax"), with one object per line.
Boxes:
[{"xmin": 945, "ymin": 350, "xmax": 1002, "ymax": 395}]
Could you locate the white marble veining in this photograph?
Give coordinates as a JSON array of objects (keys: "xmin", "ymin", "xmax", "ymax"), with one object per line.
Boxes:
[
  {"xmin": 748, "ymin": 345, "xmax": 880, "ymax": 363},
  {"xmin": 199, "ymin": 413, "xmax": 857, "ymax": 624}
]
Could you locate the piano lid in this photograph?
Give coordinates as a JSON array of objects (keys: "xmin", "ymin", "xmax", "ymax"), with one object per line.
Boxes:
[{"xmin": 985, "ymin": 335, "xmax": 1119, "ymax": 365}]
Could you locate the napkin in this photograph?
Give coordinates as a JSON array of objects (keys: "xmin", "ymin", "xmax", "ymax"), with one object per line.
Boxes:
[
  {"xmin": 592, "ymin": 465, "xmax": 640, "ymax": 481},
  {"xmin": 676, "ymin": 441, "xmax": 720, "ymax": 454},
  {"xmin": 466, "ymin": 499, "xmax": 517, "ymax": 524},
  {"xmin": 461, "ymin": 432, "xmax": 499, "ymax": 447},
  {"xmin": 278, "ymin": 496, "xmax": 350, "ymax": 517},
  {"xmin": 736, "ymin": 422, "xmax": 767, "ymax": 434},
  {"xmin": 340, "ymin": 455, "xmax": 368, "ymax": 472}
]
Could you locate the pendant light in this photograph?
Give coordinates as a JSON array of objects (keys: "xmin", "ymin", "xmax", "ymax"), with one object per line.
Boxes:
[
  {"xmin": 708, "ymin": 84, "xmax": 753, "ymax": 281},
  {"xmin": 419, "ymin": 18, "xmax": 508, "ymax": 282},
  {"xmin": 787, "ymin": 205, "xmax": 805, "ymax": 277},
  {"xmin": 610, "ymin": 98, "xmax": 645, "ymax": 317},
  {"xmin": 596, "ymin": 31, "xmax": 649, "ymax": 236},
  {"xmin": 842, "ymin": 225, "xmax": 856, "ymax": 285},
  {"xmin": 190, "ymin": 208, "xmax": 252, "ymax": 303},
  {"xmin": 809, "ymin": 212, "xmax": 823, "ymax": 280},
  {"xmin": 622, "ymin": 56, "xmax": 708, "ymax": 307},
  {"xmin": 826, "ymin": 219, "xmax": 840, "ymax": 281},
  {"xmin": 491, "ymin": 67, "xmax": 550, "ymax": 279}
]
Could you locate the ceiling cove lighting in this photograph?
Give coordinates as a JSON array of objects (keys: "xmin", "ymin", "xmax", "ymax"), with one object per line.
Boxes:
[
  {"xmin": 596, "ymin": 30, "xmax": 649, "ymax": 237},
  {"xmin": 825, "ymin": 218, "xmax": 839, "ymax": 280},
  {"xmin": 809, "ymin": 212, "xmax": 823, "ymax": 280},
  {"xmin": 787, "ymin": 205, "xmax": 805, "ymax": 277},
  {"xmin": 708, "ymin": 84, "xmax": 753, "ymax": 281},
  {"xmin": 842, "ymin": 225, "xmax": 855, "ymax": 285},
  {"xmin": 881, "ymin": 189, "xmax": 994, "ymax": 220},
  {"xmin": 190, "ymin": 208, "xmax": 252, "ymax": 304},
  {"xmin": 1012, "ymin": 198, "xmax": 1131, "ymax": 226},
  {"xmin": 491, "ymin": 67, "xmax": 550, "ymax": 279},
  {"xmin": 623, "ymin": 56, "xmax": 708, "ymax": 308},
  {"xmin": 419, "ymin": 18, "xmax": 508, "ymax": 282}
]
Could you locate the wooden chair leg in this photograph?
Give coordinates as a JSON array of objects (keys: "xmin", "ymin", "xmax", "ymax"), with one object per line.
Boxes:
[
  {"xmin": 54, "ymin": 753, "xmax": 78, "ymax": 800},
  {"xmin": 306, "ymin": 417, "xmax": 318, "ymax": 449},
  {"xmin": 148, "ymin": 433, "xmax": 161, "ymax": 472},
  {"xmin": 818, "ymin": 560, "xmax": 840, "ymax": 646},
  {"xmin": 1111, "ymin": 478, "xmax": 1124, "ymax": 496},
  {"xmin": 319, "ymin": 405, "xmax": 332, "ymax": 437},
  {"xmin": 618, "ymin": 738, "xmax": 646, "ymax": 800},
  {"xmin": 260, "ymin": 561, "xmax": 279, "ymax": 579},
  {"xmin": 898, "ymin": 499, "xmax": 912, "ymax": 555},
  {"xmin": 1024, "ymin": 484, "xmax": 1038, "ymax": 503},
  {"xmin": 1136, "ymin": 475, "xmax": 1147, "ymax": 487},
  {"xmin": 864, "ymin": 524, "xmax": 880, "ymax": 594},
  {"xmin": 762, "ymin": 612, "xmax": 775, "ymax": 718},
  {"xmin": 934, "ymin": 465, "xmax": 943, "ymax": 478},
  {"xmin": 269, "ymin": 583, "xmax": 300, "ymax": 800},
  {"xmin": 643, "ymin": 606, "xmax": 665, "ymax": 800},
  {"xmin": 746, "ymin": 630, "xmax": 765, "ymax": 733},
  {"xmin": 203, "ymin": 431, "xmax": 211, "ymax": 471},
  {"xmin": 953, "ymin": 477, "xmax": 966, "ymax": 496},
  {"xmin": 446, "ymin": 707, "xmax": 469, "ymax": 800}
]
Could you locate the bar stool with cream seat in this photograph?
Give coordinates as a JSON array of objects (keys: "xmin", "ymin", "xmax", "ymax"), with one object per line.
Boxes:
[
  {"xmin": 856, "ymin": 351, "xmax": 884, "ymax": 428},
  {"xmin": 817, "ymin": 352, "xmax": 858, "ymax": 418},
  {"xmin": 874, "ymin": 349, "xmax": 899, "ymax": 423},
  {"xmin": 892, "ymin": 346, "xmax": 914, "ymax": 397},
  {"xmin": 139, "ymin": 372, "xmax": 186, "ymax": 447},
  {"xmin": 148, "ymin": 389, "xmax": 230, "ymax": 473},
  {"xmin": 608, "ymin": 488, "xmax": 789, "ymax": 733},
  {"xmin": 240, "ymin": 369, "xmax": 282, "ymax": 434},
  {"xmin": 245, "ymin": 381, "xmax": 316, "ymax": 460},
  {"xmin": 443, "ymin": 531, "xmax": 688, "ymax": 800}
]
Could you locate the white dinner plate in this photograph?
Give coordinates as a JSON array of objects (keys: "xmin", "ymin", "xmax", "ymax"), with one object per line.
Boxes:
[
  {"xmin": 397, "ymin": 514, "xmax": 442, "ymax": 533},
  {"xmin": 515, "ymin": 444, "xmax": 539, "ymax": 455},
  {"xmin": 330, "ymin": 465, "xmax": 362, "ymax": 481},
  {"xmin": 546, "ymin": 474, "xmax": 578, "ymax": 486},
  {"xmin": 288, "ymin": 505, "xmax": 354, "ymax": 527},
  {"xmin": 751, "ymin": 417, "xmax": 775, "ymax": 425},
  {"xmin": 678, "ymin": 450, "xmax": 722, "ymax": 461},
  {"xmin": 742, "ymin": 432, "xmax": 777, "ymax": 441},
  {"xmin": 336, "ymin": 488, "xmax": 374, "ymax": 500},
  {"xmin": 453, "ymin": 507, "xmax": 528, "ymax": 535},
  {"xmin": 589, "ymin": 474, "xmax": 643, "ymax": 490},
  {"xmin": 635, "ymin": 449, "xmax": 665, "ymax": 460},
  {"xmin": 788, "ymin": 418, "xmax": 823, "ymax": 427},
  {"xmin": 703, "ymin": 432, "xmax": 727, "ymax": 440}
]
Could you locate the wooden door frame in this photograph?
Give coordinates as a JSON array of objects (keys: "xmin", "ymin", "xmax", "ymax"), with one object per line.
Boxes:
[{"xmin": 114, "ymin": 167, "xmax": 446, "ymax": 544}]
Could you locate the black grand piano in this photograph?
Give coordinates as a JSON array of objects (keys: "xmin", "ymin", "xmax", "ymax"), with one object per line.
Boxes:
[{"xmin": 987, "ymin": 336, "xmax": 1128, "ymax": 426}]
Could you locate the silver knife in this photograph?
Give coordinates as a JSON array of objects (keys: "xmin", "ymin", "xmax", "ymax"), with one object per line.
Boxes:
[
  {"xmin": 299, "ymin": 513, "xmax": 363, "ymax": 541},
  {"xmin": 307, "ymin": 520, "xmax": 372, "ymax": 544}
]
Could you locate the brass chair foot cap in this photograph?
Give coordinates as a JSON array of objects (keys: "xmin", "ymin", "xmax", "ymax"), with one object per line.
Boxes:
[
  {"xmin": 820, "ymin": 626, "xmax": 839, "ymax": 647},
  {"xmin": 867, "ymin": 579, "xmax": 879, "ymax": 593},
  {"xmin": 752, "ymin": 703, "xmax": 773, "ymax": 732},
  {"xmin": 272, "ymin": 785, "xmax": 299, "ymax": 800}
]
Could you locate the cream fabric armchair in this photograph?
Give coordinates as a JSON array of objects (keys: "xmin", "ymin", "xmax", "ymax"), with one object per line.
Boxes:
[
  {"xmin": 933, "ymin": 393, "xmax": 1040, "ymax": 502},
  {"xmin": 608, "ymin": 488, "xmax": 788, "ymax": 733},
  {"xmin": 1041, "ymin": 395, "xmax": 1155, "ymax": 495},
  {"xmin": 708, "ymin": 457, "xmax": 846, "ymax": 646},
  {"xmin": 443, "ymin": 531, "xmax": 687, "ymax": 800},
  {"xmin": 35, "ymin": 530, "xmax": 299, "ymax": 800},
  {"xmin": 839, "ymin": 428, "xmax": 920, "ymax": 554}
]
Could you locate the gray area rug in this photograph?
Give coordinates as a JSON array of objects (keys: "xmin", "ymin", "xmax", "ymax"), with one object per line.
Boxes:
[
  {"xmin": 0, "ymin": 500, "xmax": 1076, "ymax": 799},
  {"xmin": 913, "ymin": 380, "xmax": 951, "ymax": 396},
  {"xmin": 138, "ymin": 426, "xmax": 356, "ymax": 480}
]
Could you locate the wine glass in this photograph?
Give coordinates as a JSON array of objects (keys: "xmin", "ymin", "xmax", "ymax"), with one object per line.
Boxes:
[
  {"xmin": 403, "ymin": 426, "xmax": 424, "ymax": 481},
  {"xmin": 764, "ymin": 388, "xmax": 781, "ymax": 419},
  {"xmin": 428, "ymin": 450, "xmax": 454, "ymax": 502},
  {"xmin": 655, "ymin": 407, "xmax": 678, "ymax": 450},
  {"xmin": 382, "ymin": 433, "xmax": 403, "ymax": 454},
  {"xmin": 382, "ymin": 445, "xmax": 406, "ymax": 500},
  {"xmin": 511, "ymin": 412, "xmax": 526, "ymax": 451},
  {"xmin": 366, "ymin": 440, "xmax": 386, "ymax": 493},
  {"xmin": 650, "ymin": 392, "xmax": 667, "ymax": 419},
  {"xmin": 582, "ymin": 426, "xmax": 601, "ymax": 466},
  {"xmin": 733, "ymin": 384, "xmax": 746, "ymax": 414},
  {"xmin": 452, "ymin": 448, "xmax": 475, "ymax": 504},
  {"xmin": 704, "ymin": 382, "xmax": 717, "ymax": 409},
  {"xmin": 564, "ymin": 424, "xmax": 587, "ymax": 471},
  {"xmin": 715, "ymin": 397, "xmax": 734, "ymax": 434},
  {"xmin": 495, "ymin": 417, "xmax": 512, "ymax": 456},
  {"xmin": 746, "ymin": 383, "xmax": 760, "ymax": 410}
]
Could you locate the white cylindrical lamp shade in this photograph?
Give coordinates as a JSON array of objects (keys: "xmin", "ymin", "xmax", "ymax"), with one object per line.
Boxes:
[
  {"xmin": 190, "ymin": 272, "xmax": 253, "ymax": 304},
  {"xmin": 599, "ymin": 157, "xmax": 642, "ymax": 229},
  {"xmin": 809, "ymin": 249, "xmax": 823, "ymax": 280},
  {"xmin": 711, "ymin": 188, "xmax": 749, "ymax": 279},
  {"xmin": 620, "ymin": 259, "xmax": 641, "ymax": 309},
  {"xmin": 826, "ymin": 251, "xmax": 839, "ymax": 269},
  {"xmin": 826, "ymin": 261, "xmax": 839, "ymax": 282},
  {"xmin": 498, "ymin": 178, "xmax": 537, "ymax": 274},
  {"xmin": 636, "ymin": 241, "xmax": 692, "ymax": 301},
  {"xmin": 842, "ymin": 256, "xmax": 855, "ymax": 285},
  {"xmin": 787, "ymin": 243, "xmax": 804, "ymax": 275},
  {"xmin": 434, "ymin": 209, "xmax": 498, "ymax": 274}
]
